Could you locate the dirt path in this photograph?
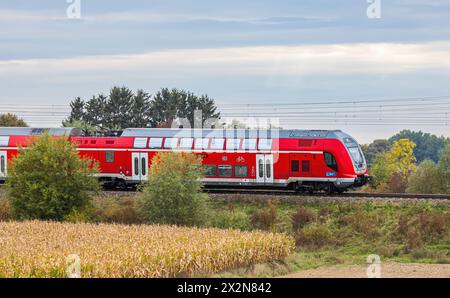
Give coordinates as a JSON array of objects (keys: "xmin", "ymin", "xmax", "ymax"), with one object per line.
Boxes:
[{"xmin": 283, "ymin": 262, "xmax": 450, "ymax": 278}]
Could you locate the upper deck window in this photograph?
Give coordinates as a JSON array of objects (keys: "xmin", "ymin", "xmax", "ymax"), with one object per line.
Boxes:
[
  {"xmin": 194, "ymin": 138, "xmax": 210, "ymax": 150},
  {"xmin": 148, "ymin": 138, "xmax": 163, "ymax": 149},
  {"xmin": 0, "ymin": 136, "xmax": 9, "ymax": 147},
  {"xmin": 133, "ymin": 138, "xmax": 147, "ymax": 148},
  {"xmin": 226, "ymin": 139, "xmax": 241, "ymax": 150},
  {"xmin": 242, "ymin": 139, "xmax": 257, "ymax": 150},
  {"xmin": 258, "ymin": 139, "xmax": 272, "ymax": 151},
  {"xmin": 164, "ymin": 138, "xmax": 179, "ymax": 149},
  {"xmin": 210, "ymin": 138, "xmax": 225, "ymax": 150},
  {"xmin": 179, "ymin": 138, "xmax": 193, "ymax": 149}
]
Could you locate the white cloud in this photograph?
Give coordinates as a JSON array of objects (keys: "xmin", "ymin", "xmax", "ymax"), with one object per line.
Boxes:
[{"xmin": 2, "ymin": 41, "xmax": 450, "ymax": 77}]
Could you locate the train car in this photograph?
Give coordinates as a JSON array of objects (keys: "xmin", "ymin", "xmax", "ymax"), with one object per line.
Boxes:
[
  {"xmin": 0, "ymin": 127, "xmax": 82, "ymax": 183},
  {"xmin": 0, "ymin": 127, "xmax": 369, "ymax": 192}
]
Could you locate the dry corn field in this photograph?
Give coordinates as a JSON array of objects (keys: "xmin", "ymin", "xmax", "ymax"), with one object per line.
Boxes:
[{"xmin": 0, "ymin": 221, "xmax": 294, "ymax": 277}]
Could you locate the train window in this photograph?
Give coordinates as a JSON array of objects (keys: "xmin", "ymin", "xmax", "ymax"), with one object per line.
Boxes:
[
  {"xmin": 302, "ymin": 160, "xmax": 310, "ymax": 173},
  {"xmin": 1, "ymin": 156, "xmax": 4, "ymax": 173},
  {"xmin": 141, "ymin": 158, "xmax": 147, "ymax": 176},
  {"xmin": 164, "ymin": 138, "xmax": 179, "ymax": 149},
  {"xmin": 203, "ymin": 165, "xmax": 216, "ymax": 177},
  {"xmin": 234, "ymin": 165, "xmax": 248, "ymax": 178},
  {"xmin": 0, "ymin": 136, "xmax": 9, "ymax": 147},
  {"xmin": 133, "ymin": 138, "xmax": 147, "ymax": 148},
  {"xmin": 226, "ymin": 139, "xmax": 241, "ymax": 151},
  {"xmin": 194, "ymin": 138, "xmax": 210, "ymax": 150},
  {"xmin": 258, "ymin": 159, "xmax": 264, "ymax": 178},
  {"xmin": 324, "ymin": 152, "xmax": 338, "ymax": 171},
  {"xmin": 242, "ymin": 139, "xmax": 257, "ymax": 150},
  {"xmin": 343, "ymin": 137, "xmax": 358, "ymax": 148},
  {"xmin": 105, "ymin": 151, "xmax": 114, "ymax": 163},
  {"xmin": 258, "ymin": 139, "xmax": 272, "ymax": 150},
  {"xmin": 291, "ymin": 160, "xmax": 299, "ymax": 172},
  {"xmin": 218, "ymin": 165, "xmax": 232, "ymax": 177},
  {"xmin": 134, "ymin": 158, "xmax": 139, "ymax": 176},
  {"xmin": 266, "ymin": 159, "xmax": 272, "ymax": 178},
  {"xmin": 148, "ymin": 138, "xmax": 163, "ymax": 149},
  {"xmin": 180, "ymin": 138, "xmax": 193, "ymax": 149},
  {"xmin": 210, "ymin": 138, "xmax": 225, "ymax": 150}
]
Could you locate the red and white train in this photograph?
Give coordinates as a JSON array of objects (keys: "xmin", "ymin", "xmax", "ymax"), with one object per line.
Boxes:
[{"xmin": 0, "ymin": 127, "xmax": 369, "ymax": 192}]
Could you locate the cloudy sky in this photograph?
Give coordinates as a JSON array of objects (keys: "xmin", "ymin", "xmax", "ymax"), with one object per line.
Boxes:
[{"xmin": 1, "ymin": 0, "xmax": 450, "ymax": 143}]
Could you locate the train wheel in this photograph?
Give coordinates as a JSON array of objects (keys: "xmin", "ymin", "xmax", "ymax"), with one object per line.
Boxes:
[{"xmin": 115, "ymin": 179, "xmax": 127, "ymax": 190}]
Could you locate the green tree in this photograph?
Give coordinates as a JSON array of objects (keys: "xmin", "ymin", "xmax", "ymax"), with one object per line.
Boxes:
[
  {"xmin": 149, "ymin": 88, "xmax": 185, "ymax": 128},
  {"xmin": 66, "ymin": 97, "xmax": 84, "ymax": 123},
  {"xmin": 106, "ymin": 87, "xmax": 134, "ymax": 129},
  {"xmin": 62, "ymin": 119, "xmax": 97, "ymax": 135},
  {"xmin": 0, "ymin": 113, "xmax": 28, "ymax": 127},
  {"xmin": 84, "ymin": 94, "xmax": 108, "ymax": 129},
  {"xmin": 139, "ymin": 152, "xmax": 208, "ymax": 226},
  {"xmin": 389, "ymin": 130, "xmax": 449, "ymax": 163},
  {"xmin": 178, "ymin": 93, "xmax": 220, "ymax": 128},
  {"xmin": 361, "ymin": 139, "xmax": 390, "ymax": 166},
  {"xmin": 387, "ymin": 138, "xmax": 416, "ymax": 180},
  {"xmin": 6, "ymin": 134, "xmax": 100, "ymax": 220},
  {"xmin": 65, "ymin": 87, "xmax": 220, "ymax": 130},
  {"xmin": 369, "ymin": 152, "xmax": 391, "ymax": 188},
  {"xmin": 130, "ymin": 89, "xmax": 152, "ymax": 128},
  {"xmin": 150, "ymin": 88, "xmax": 220, "ymax": 128},
  {"xmin": 406, "ymin": 160, "xmax": 446, "ymax": 194},
  {"xmin": 439, "ymin": 144, "xmax": 450, "ymax": 193}
]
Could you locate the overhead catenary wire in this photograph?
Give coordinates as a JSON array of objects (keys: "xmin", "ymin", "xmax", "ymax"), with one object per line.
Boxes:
[{"xmin": 0, "ymin": 95, "xmax": 449, "ymax": 127}]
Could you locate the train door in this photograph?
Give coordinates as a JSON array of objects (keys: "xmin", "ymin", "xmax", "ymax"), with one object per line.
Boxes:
[
  {"xmin": 0, "ymin": 151, "xmax": 6, "ymax": 179},
  {"xmin": 131, "ymin": 152, "xmax": 149, "ymax": 182},
  {"xmin": 256, "ymin": 154, "xmax": 274, "ymax": 184}
]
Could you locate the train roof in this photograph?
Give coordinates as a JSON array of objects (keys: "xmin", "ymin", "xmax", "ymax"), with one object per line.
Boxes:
[
  {"xmin": 0, "ymin": 127, "xmax": 82, "ymax": 136},
  {"xmin": 121, "ymin": 128, "xmax": 347, "ymax": 139}
]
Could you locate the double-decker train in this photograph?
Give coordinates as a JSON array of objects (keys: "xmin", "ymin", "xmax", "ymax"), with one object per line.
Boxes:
[{"xmin": 0, "ymin": 127, "xmax": 369, "ymax": 192}]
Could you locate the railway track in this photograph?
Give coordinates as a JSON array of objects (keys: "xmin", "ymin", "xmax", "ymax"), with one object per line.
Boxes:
[
  {"xmin": 203, "ymin": 188, "xmax": 450, "ymax": 200},
  {"xmin": 2, "ymin": 183, "xmax": 449, "ymax": 201}
]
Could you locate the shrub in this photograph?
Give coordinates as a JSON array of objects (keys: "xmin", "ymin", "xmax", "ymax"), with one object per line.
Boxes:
[
  {"xmin": 251, "ymin": 200, "xmax": 278, "ymax": 230},
  {"xmin": 6, "ymin": 134, "xmax": 100, "ymax": 221},
  {"xmin": 395, "ymin": 211, "xmax": 449, "ymax": 252},
  {"xmin": 438, "ymin": 144, "xmax": 450, "ymax": 193},
  {"xmin": 210, "ymin": 209, "xmax": 251, "ymax": 230},
  {"xmin": 406, "ymin": 160, "xmax": 446, "ymax": 194},
  {"xmin": 369, "ymin": 153, "xmax": 391, "ymax": 188},
  {"xmin": 338, "ymin": 209, "xmax": 380, "ymax": 239},
  {"xmin": 291, "ymin": 206, "xmax": 316, "ymax": 230},
  {"xmin": 139, "ymin": 152, "xmax": 209, "ymax": 226},
  {"xmin": 295, "ymin": 224, "xmax": 334, "ymax": 248},
  {"xmin": 387, "ymin": 173, "xmax": 408, "ymax": 193},
  {"xmin": 93, "ymin": 196, "xmax": 142, "ymax": 224},
  {"xmin": 0, "ymin": 195, "xmax": 12, "ymax": 221}
]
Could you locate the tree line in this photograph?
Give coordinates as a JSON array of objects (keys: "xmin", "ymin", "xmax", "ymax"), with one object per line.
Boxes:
[
  {"xmin": 365, "ymin": 138, "xmax": 450, "ymax": 194},
  {"xmin": 362, "ymin": 130, "xmax": 450, "ymax": 165},
  {"xmin": 63, "ymin": 87, "xmax": 220, "ymax": 133}
]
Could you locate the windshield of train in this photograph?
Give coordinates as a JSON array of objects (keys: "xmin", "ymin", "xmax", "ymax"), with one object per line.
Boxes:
[{"xmin": 343, "ymin": 138, "xmax": 365, "ymax": 166}]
